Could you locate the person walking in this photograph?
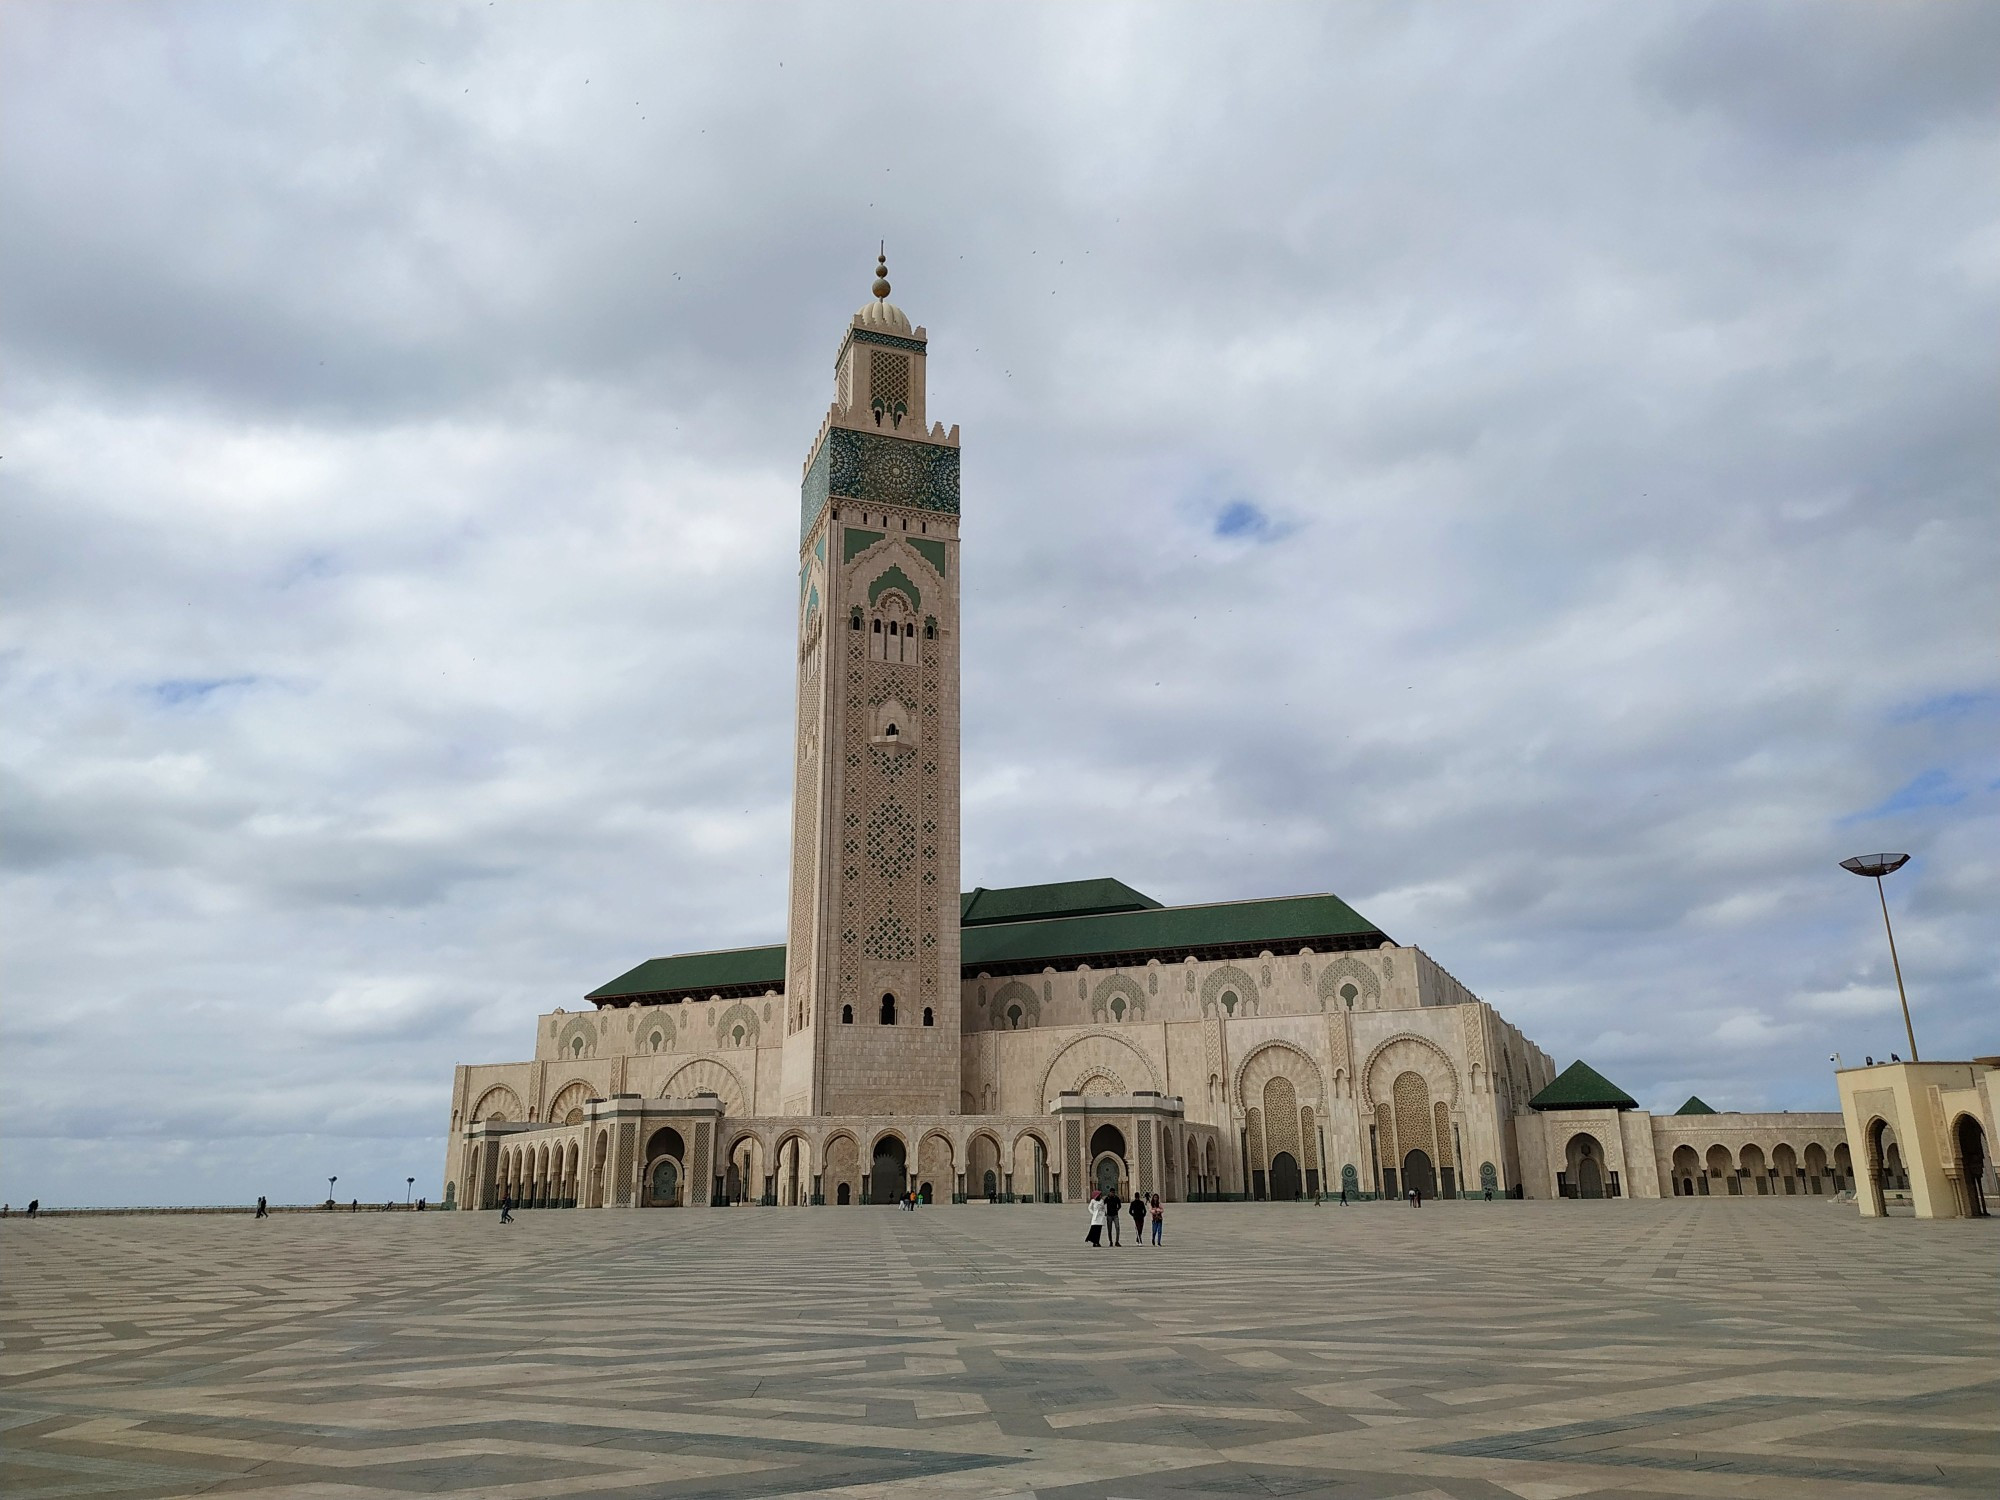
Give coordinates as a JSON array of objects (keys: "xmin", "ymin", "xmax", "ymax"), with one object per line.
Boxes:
[
  {"xmin": 1149, "ymin": 1193, "xmax": 1164, "ymax": 1246},
  {"xmin": 1128, "ymin": 1190, "xmax": 1146, "ymax": 1245},
  {"xmin": 1103, "ymin": 1186, "xmax": 1122, "ymax": 1245},
  {"xmin": 499, "ymin": 1194, "xmax": 514, "ymax": 1224},
  {"xmin": 26, "ymin": 1199, "xmax": 38, "ymax": 1219},
  {"xmin": 1085, "ymin": 1190, "xmax": 1106, "ymax": 1247},
  {"xmin": 1339, "ymin": 1184, "xmax": 1348, "ymax": 1206},
  {"xmin": 255, "ymin": 1196, "xmax": 268, "ymax": 1219}
]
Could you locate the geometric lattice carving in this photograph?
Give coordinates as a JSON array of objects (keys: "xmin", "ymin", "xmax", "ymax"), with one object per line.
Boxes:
[
  {"xmin": 869, "ymin": 350, "xmax": 909, "ymax": 423},
  {"xmin": 545, "ymin": 1080, "xmax": 594, "ymax": 1126},
  {"xmin": 659, "ymin": 1059, "xmax": 747, "ymax": 1115},
  {"xmin": 1393, "ymin": 1071, "xmax": 1434, "ymax": 1160},
  {"xmin": 1263, "ymin": 1076, "xmax": 1301, "ymax": 1164},
  {"xmin": 613, "ymin": 1123, "xmax": 636, "ymax": 1208},
  {"xmin": 1200, "ymin": 964, "xmax": 1259, "ymax": 1016},
  {"xmin": 1236, "ymin": 1040, "xmax": 1323, "ymax": 1110},
  {"xmin": 1362, "ymin": 1033, "xmax": 1460, "ymax": 1110},
  {"xmin": 1040, "ymin": 1032, "xmax": 1159, "ymax": 1107},
  {"xmin": 470, "ymin": 1084, "xmax": 524, "ymax": 1123},
  {"xmin": 1317, "ymin": 953, "xmax": 1381, "ymax": 1010}
]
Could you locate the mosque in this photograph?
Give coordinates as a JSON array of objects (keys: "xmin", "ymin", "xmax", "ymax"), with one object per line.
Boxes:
[{"xmin": 442, "ymin": 257, "xmax": 1882, "ymax": 1214}]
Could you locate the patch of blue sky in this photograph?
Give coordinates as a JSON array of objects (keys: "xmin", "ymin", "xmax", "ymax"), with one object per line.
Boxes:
[
  {"xmin": 1212, "ymin": 499, "xmax": 1293, "ymax": 543},
  {"xmin": 1837, "ymin": 768, "xmax": 1967, "ymax": 826},
  {"xmin": 147, "ymin": 676, "xmax": 260, "ymax": 708},
  {"xmin": 1888, "ymin": 689, "xmax": 2000, "ymax": 725}
]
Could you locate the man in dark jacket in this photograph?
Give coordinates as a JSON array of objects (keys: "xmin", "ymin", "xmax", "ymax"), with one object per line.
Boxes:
[{"xmin": 1103, "ymin": 1187, "xmax": 1122, "ymax": 1245}]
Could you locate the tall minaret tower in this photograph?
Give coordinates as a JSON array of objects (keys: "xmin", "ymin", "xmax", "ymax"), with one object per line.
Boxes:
[{"xmin": 779, "ymin": 253, "xmax": 962, "ymax": 1118}]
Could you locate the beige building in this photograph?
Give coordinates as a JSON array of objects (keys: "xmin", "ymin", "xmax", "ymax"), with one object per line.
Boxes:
[
  {"xmin": 439, "ymin": 259, "xmax": 1887, "ymax": 1216},
  {"xmin": 1837, "ymin": 1058, "xmax": 1998, "ymax": 1219}
]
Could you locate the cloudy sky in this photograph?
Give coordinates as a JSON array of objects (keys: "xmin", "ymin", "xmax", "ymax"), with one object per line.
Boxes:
[{"xmin": 4, "ymin": 2, "xmax": 1996, "ymax": 1207}]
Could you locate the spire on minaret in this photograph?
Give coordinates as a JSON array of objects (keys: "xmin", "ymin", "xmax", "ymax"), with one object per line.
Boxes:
[{"xmin": 853, "ymin": 243, "xmax": 912, "ymax": 335}]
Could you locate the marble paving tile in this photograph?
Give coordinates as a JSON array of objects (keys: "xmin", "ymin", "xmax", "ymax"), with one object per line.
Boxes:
[{"xmin": 2, "ymin": 1200, "xmax": 1994, "ymax": 1498}]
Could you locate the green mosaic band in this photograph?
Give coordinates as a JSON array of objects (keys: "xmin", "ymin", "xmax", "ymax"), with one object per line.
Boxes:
[{"xmin": 802, "ymin": 428, "xmax": 961, "ymax": 539}]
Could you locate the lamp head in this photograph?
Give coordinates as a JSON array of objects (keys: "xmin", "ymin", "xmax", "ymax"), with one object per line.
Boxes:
[{"xmin": 1840, "ymin": 853, "xmax": 1910, "ymax": 878}]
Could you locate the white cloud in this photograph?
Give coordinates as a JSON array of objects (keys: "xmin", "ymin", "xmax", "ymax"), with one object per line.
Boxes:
[{"xmin": 3, "ymin": 1, "xmax": 1996, "ymax": 1205}]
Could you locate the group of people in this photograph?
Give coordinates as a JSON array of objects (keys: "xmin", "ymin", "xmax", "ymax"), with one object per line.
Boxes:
[
  {"xmin": 1, "ymin": 1201, "xmax": 40, "ymax": 1218},
  {"xmin": 1085, "ymin": 1187, "xmax": 1163, "ymax": 1246}
]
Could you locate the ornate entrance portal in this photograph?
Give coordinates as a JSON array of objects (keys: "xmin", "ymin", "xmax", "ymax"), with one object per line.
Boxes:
[
  {"xmin": 650, "ymin": 1159, "xmax": 680, "ymax": 1207},
  {"xmin": 1402, "ymin": 1148, "xmax": 1436, "ymax": 1199},
  {"xmin": 869, "ymin": 1138, "xmax": 907, "ymax": 1204},
  {"xmin": 1270, "ymin": 1151, "xmax": 1303, "ymax": 1201}
]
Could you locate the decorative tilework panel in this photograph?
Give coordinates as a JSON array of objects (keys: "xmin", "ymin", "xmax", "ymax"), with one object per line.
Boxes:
[{"xmin": 804, "ymin": 428, "xmax": 960, "ymax": 536}]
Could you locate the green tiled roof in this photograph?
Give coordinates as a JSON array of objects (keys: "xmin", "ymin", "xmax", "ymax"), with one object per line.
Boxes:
[
  {"xmin": 960, "ymin": 892, "xmax": 1383, "ymax": 972},
  {"xmin": 1529, "ymin": 1061, "xmax": 1638, "ymax": 1112},
  {"xmin": 1675, "ymin": 1095, "xmax": 1718, "ymax": 1115},
  {"xmin": 960, "ymin": 878, "xmax": 1162, "ymax": 927},
  {"xmin": 587, "ymin": 945, "xmax": 786, "ymax": 1003},
  {"xmin": 588, "ymin": 880, "xmax": 1389, "ymax": 1005}
]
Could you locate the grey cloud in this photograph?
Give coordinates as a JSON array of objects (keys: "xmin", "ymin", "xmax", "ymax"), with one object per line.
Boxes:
[{"xmin": 4, "ymin": 1, "xmax": 1995, "ymax": 1205}]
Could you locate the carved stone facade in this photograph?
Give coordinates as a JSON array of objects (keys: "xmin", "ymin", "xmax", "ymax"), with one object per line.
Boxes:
[{"xmin": 440, "ymin": 260, "xmax": 1890, "ymax": 1216}]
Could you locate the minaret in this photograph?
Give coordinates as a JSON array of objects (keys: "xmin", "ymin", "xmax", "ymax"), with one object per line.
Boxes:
[{"xmin": 779, "ymin": 252, "xmax": 963, "ymax": 1118}]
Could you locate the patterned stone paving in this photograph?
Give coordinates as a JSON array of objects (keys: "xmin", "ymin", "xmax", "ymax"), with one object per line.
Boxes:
[{"xmin": 2, "ymin": 1199, "xmax": 1994, "ymax": 1498}]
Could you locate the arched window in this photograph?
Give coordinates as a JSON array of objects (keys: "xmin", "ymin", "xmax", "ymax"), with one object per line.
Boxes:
[
  {"xmin": 1007, "ymin": 1004, "xmax": 1022, "ymax": 1029},
  {"xmin": 850, "ymin": 608, "xmax": 863, "ymax": 630},
  {"xmin": 884, "ymin": 722, "xmax": 898, "ymax": 737},
  {"xmin": 872, "ymin": 618, "xmax": 882, "ymax": 635},
  {"xmin": 922, "ymin": 1006, "xmax": 934, "ymax": 1027},
  {"xmin": 841, "ymin": 1003, "xmax": 854, "ymax": 1024},
  {"xmin": 1221, "ymin": 991, "xmax": 1238, "ymax": 1016},
  {"xmin": 879, "ymin": 993, "xmax": 897, "ymax": 1025}
]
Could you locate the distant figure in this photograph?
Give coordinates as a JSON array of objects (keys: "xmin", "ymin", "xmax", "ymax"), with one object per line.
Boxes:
[
  {"xmin": 1104, "ymin": 1188, "xmax": 1122, "ymax": 1245},
  {"xmin": 2, "ymin": 1204, "xmax": 9, "ymax": 1217},
  {"xmin": 499, "ymin": 1195, "xmax": 514, "ymax": 1224},
  {"xmin": 255, "ymin": 1196, "xmax": 269, "ymax": 1219},
  {"xmin": 1149, "ymin": 1193, "xmax": 1164, "ymax": 1246},
  {"xmin": 1407, "ymin": 1186, "xmax": 1422, "ymax": 1208},
  {"xmin": 27, "ymin": 1199, "xmax": 39, "ymax": 1219},
  {"xmin": 1890, "ymin": 1053, "xmax": 1901, "ymax": 1062},
  {"xmin": 1339, "ymin": 1185, "xmax": 1348, "ymax": 1206},
  {"xmin": 350, "ymin": 1199, "xmax": 358, "ymax": 1213},
  {"xmin": 1484, "ymin": 1188, "xmax": 1493, "ymax": 1202},
  {"xmin": 1085, "ymin": 1190, "xmax": 1106, "ymax": 1247},
  {"xmin": 416, "ymin": 1198, "xmax": 426, "ymax": 1212},
  {"xmin": 1128, "ymin": 1191, "xmax": 1146, "ymax": 1245},
  {"xmin": 1866, "ymin": 1056, "xmax": 1875, "ymax": 1066}
]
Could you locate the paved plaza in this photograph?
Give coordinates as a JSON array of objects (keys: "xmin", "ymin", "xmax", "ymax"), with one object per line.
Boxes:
[{"xmin": 2, "ymin": 1201, "xmax": 1994, "ymax": 1499}]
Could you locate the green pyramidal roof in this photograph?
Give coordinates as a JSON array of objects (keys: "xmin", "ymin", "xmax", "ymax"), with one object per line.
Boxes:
[
  {"xmin": 960, "ymin": 878, "xmax": 1162, "ymax": 927},
  {"xmin": 1529, "ymin": 1060, "xmax": 1638, "ymax": 1112},
  {"xmin": 1675, "ymin": 1095, "xmax": 1718, "ymax": 1115},
  {"xmin": 588, "ymin": 878, "xmax": 1389, "ymax": 1004}
]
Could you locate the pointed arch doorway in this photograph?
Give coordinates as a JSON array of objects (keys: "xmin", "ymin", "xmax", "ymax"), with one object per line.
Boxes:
[
  {"xmin": 1401, "ymin": 1149, "xmax": 1436, "ymax": 1200},
  {"xmin": 1270, "ymin": 1152, "xmax": 1304, "ymax": 1202}
]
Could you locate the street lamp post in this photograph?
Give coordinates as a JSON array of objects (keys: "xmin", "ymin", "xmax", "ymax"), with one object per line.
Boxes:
[
  {"xmin": 406, "ymin": 1177, "xmax": 415, "ymax": 1205},
  {"xmin": 327, "ymin": 1175, "xmax": 338, "ymax": 1205},
  {"xmin": 1840, "ymin": 852, "xmax": 1917, "ymax": 1062}
]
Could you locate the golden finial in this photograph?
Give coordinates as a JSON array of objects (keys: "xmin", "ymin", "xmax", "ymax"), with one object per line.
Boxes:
[{"xmin": 872, "ymin": 242, "xmax": 891, "ymax": 300}]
